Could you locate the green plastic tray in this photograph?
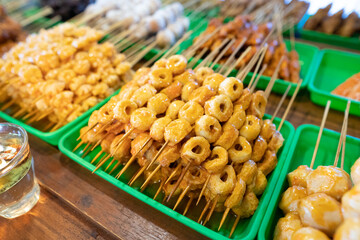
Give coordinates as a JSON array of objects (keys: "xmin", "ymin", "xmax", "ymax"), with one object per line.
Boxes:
[
  {"xmin": 0, "ymin": 89, "xmax": 120, "ymax": 146},
  {"xmin": 258, "ymin": 124, "xmax": 360, "ymax": 240},
  {"xmin": 59, "ymin": 114, "xmax": 295, "ymax": 240},
  {"xmin": 297, "ymin": 14, "xmax": 360, "ymax": 50},
  {"xmin": 308, "ymin": 49, "xmax": 360, "ymax": 116}
]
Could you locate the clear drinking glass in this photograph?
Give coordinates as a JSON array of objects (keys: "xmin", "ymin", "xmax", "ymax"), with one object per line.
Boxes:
[{"xmin": 0, "ymin": 123, "xmax": 40, "ymax": 219}]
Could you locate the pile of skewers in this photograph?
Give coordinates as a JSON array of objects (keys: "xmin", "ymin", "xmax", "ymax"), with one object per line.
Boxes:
[
  {"xmin": 274, "ymin": 101, "xmax": 360, "ymax": 239},
  {"xmin": 304, "ymin": 4, "xmax": 360, "ymax": 38},
  {"xmin": 72, "ymin": 42, "xmax": 296, "ymax": 236},
  {"xmin": 0, "ymin": 5, "xmax": 27, "ymax": 56},
  {"xmin": 83, "ymin": 0, "xmax": 191, "ymax": 48},
  {"xmin": 194, "ymin": 15, "xmax": 301, "ymax": 83},
  {"xmin": 0, "ymin": 23, "xmax": 132, "ymax": 132}
]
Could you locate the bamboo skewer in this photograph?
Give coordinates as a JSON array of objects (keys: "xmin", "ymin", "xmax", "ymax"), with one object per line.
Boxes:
[
  {"xmin": 20, "ymin": 6, "xmax": 53, "ymax": 27},
  {"xmin": 270, "ymin": 85, "xmax": 291, "ymax": 122},
  {"xmin": 334, "ymin": 100, "xmax": 351, "ymax": 168}
]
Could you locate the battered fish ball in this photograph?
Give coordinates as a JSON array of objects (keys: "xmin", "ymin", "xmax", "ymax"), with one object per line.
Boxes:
[
  {"xmin": 351, "ymin": 157, "xmax": 360, "ymax": 184},
  {"xmin": 228, "ymin": 136, "xmax": 252, "ymax": 164},
  {"xmin": 204, "ymin": 95, "xmax": 233, "ymax": 122},
  {"xmin": 218, "ymin": 77, "xmax": 243, "ymax": 101},
  {"xmin": 298, "ymin": 193, "xmax": 343, "ymax": 237},
  {"xmin": 287, "ymin": 165, "xmax": 313, "ymax": 188},
  {"xmin": 239, "ymin": 115, "xmax": 261, "ymax": 141},
  {"xmin": 334, "ymin": 217, "xmax": 360, "ymax": 240},
  {"xmin": 279, "ymin": 186, "xmax": 307, "ymax": 214},
  {"xmin": 274, "ymin": 213, "xmax": 302, "ymax": 240},
  {"xmin": 341, "ymin": 184, "xmax": 360, "ymax": 219},
  {"xmin": 178, "ymin": 101, "xmax": 204, "ymax": 125},
  {"xmin": 181, "ymin": 136, "xmax": 211, "ymax": 165},
  {"xmin": 156, "ymin": 29, "xmax": 176, "ymax": 48},
  {"xmin": 195, "ymin": 115, "xmax": 222, "ymax": 143},
  {"xmin": 307, "ymin": 166, "xmax": 352, "ymax": 200},
  {"xmin": 292, "ymin": 227, "xmax": 330, "ymax": 240}
]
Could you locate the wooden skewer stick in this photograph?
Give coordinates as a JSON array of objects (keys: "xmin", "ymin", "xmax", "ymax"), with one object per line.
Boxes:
[
  {"xmin": 115, "ymin": 137, "xmax": 152, "ymax": 178},
  {"xmin": 111, "ymin": 127, "xmax": 134, "ymax": 156},
  {"xmin": 198, "ymin": 200, "xmax": 211, "ymax": 223},
  {"xmin": 20, "ymin": 6, "xmax": 53, "ymax": 27},
  {"xmin": 247, "ymin": 46, "xmax": 268, "ymax": 89},
  {"xmin": 164, "ymin": 164, "xmax": 182, "ymax": 185},
  {"xmin": 141, "ymin": 164, "xmax": 161, "ymax": 191},
  {"xmin": 0, "ymin": 99, "xmax": 16, "ymax": 111},
  {"xmin": 237, "ymin": 45, "xmax": 267, "ymax": 82},
  {"xmin": 166, "ymin": 162, "xmax": 191, "ymax": 202},
  {"xmin": 271, "ymin": 85, "xmax": 291, "ymax": 122},
  {"xmin": 123, "ymin": 39, "xmax": 153, "ymax": 58},
  {"xmin": 341, "ymin": 112, "xmax": 349, "ymax": 170},
  {"xmin": 220, "ymin": 38, "xmax": 247, "ymax": 76},
  {"xmin": 118, "ymin": 37, "xmax": 144, "ymax": 54},
  {"xmin": 81, "ymin": 143, "xmax": 94, "ymax": 158},
  {"xmin": 74, "ymin": 7, "xmax": 110, "ymax": 26},
  {"xmin": 173, "ymin": 184, "xmax": 190, "ymax": 211},
  {"xmin": 203, "ymin": 195, "xmax": 219, "ymax": 225},
  {"xmin": 143, "ymin": 48, "xmax": 167, "ymax": 68},
  {"xmin": 199, "ymin": 38, "xmax": 231, "ymax": 69},
  {"xmin": 229, "ymin": 215, "xmax": 241, "ymax": 238},
  {"xmin": 146, "ymin": 141, "xmax": 169, "ymax": 170},
  {"xmin": 73, "ymin": 140, "xmax": 85, "ymax": 152},
  {"xmin": 209, "ymin": 38, "xmax": 236, "ymax": 69},
  {"xmin": 153, "ymin": 180, "xmax": 165, "ymax": 200},
  {"xmin": 249, "ymin": 64, "xmax": 267, "ymax": 94},
  {"xmin": 92, "ymin": 154, "xmax": 112, "ymax": 173},
  {"xmin": 13, "ymin": 108, "xmax": 28, "ymax": 118},
  {"xmin": 129, "ymin": 41, "xmax": 158, "ymax": 67},
  {"xmin": 224, "ymin": 46, "xmax": 251, "ymax": 77},
  {"xmin": 309, "ymin": 100, "xmax": 331, "ymax": 169},
  {"xmin": 277, "ymin": 79, "xmax": 303, "ymax": 131},
  {"xmin": 91, "ymin": 150, "xmax": 104, "ymax": 164},
  {"xmin": 334, "ymin": 100, "xmax": 351, "ymax": 168},
  {"xmin": 183, "ymin": 194, "xmax": 194, "ymax": 216},
  {"xmin": 188, "ymin": 47, "xmax": 208, "ymax": 69},
  {"xmin": 264, "ymin": 55, "xmax": 285, "ymax": 98},
  {"xmin": 163, "ymin": 31, "xmax": 193, "ymax": 59},
  {"xmin": 77, "ymin": 122, "xmax": 99, "ymax": 141},
  {"xmin": 129, "ymin": 163, "xmax": 149, "ymax": 186},
  {"xmin": 196, "ymin": 174, "xmax": 211, "ymax": 205},
  {"xmin": 218, "ymin": 207, "xmax": 231, "ymax": 230}
]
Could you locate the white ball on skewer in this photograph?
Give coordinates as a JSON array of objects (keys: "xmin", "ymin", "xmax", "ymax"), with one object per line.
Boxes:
[
  {"xmin": 156, "ymin": 29, "xmax": 176, "ymax": 48},
  {"xmin": 168, "ymin": 21, "xmax": 184, "ymax": 38},
  {"xmin": 144, "ymin": 15, "xmax": 166, "ymax": 33}
]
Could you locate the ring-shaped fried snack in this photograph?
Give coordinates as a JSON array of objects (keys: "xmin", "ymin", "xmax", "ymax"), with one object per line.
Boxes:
[
  {"xmin": 152, "ymin": 58, "xmax": 168, "ymax": 70},
  {"xmin": 251, "ymin": 170, "xmax": 268, "ymax": 196},
  {"xmin": 247, "ymin": 90, "xmax": 267, "ymax": 119},
  {"xmin": 166, "ymin": 100, "xmax": 185, "ymax": 120},
  {"xmin": 205, "ymin": 94, "xmax": 233, "ymax": 122},
  {"xmin": 147, "ymin": 93, "xmax": 170, "ymax": 115},
  {"xmin": 223, "ymin": 104, "xmax": 246, "ymax": 130},
  {"xmin": 258, "ymin": 150, "xmax": 277, "ymax": 176},
  {"xmin": 178, "ymin": 100, "xmax": 204, "ymax": 125},
  {"xmin": 98, "ymin": 102, "xmax": 117, "ymax": 123},
  {"xmin": 239, "ymin": 115, "xmax": 261, "ymax": 141},
  {"xmin": 130, "ymin": 107, "xmax": 156, "ymax": 131},
  {"xmin": 131, "ymin": 133, "xmax": 153, "ymax": 156},
  {"xmin": 130, "ymin": 84, "xmax": 157, "ymax": 107},
  {"xmin": 181, "ymin": 136, "xmax": 211, "ymax": 165},
  {"xmin": 166, "ymin": 55, "xmax": 187, "ymax": 75},
  {"xmin": 118, "ymin": 82, "xmax": 139, "ymax": 100},
  {"xmin": 184, "ymin": 166, "xmax": 208, "ymax": 190},
  {"xmin": 234, "ymin": 88, "xmax": 251, "ymax": 110},
  {"xmin": 239, "ymin": 160, "xmax": 257, "ymax": 185},
  {"xmin": 188, "ymin": 85, "xmax": 216, "ymax": 106},
  {"xmin": 202, "ymin": 146, "xmax": 228, "ymax": 174},
  {"xmin": 133, "ymin": 67, "xmax": 151, "ymax": 85},
  {"xmin": 228, "ymin": 136, "xmax": 252, "ymax": 164},
  {"xmin": 195, "ymin": 67, "xmax": 214, "ymax": 84},
  {"xmin": 113, "ymin": 100, "xmax": 138, "ymax": 123},
  {"xmin": 203, "ymin": 73, "xmax": 226, "ymax": 92},
  {"xmin": 150, "ymin": 67, "xmax": 173, "ymax": 89},
  {"xmin": 100, "ymin": 133, "xmax": 116, "ymax": 153},
  {"xmin": 219, "ymin": 77, "xmax": 243, "ymax": 101},
  {"xmin": 164, "ymin": 118, "xmax": 192, "ymax": 145},
  {"xmin": 215, "ymin": 124, "xmax": 239, "ymax": 150},
  {"xmin": 150, "ymin": 116, "xmax": 172, "ymax": 142},
  {"xmin": 231, "ymin": 191, "xmax": 259, "ymax": 218},
  {"xmin": 157, "ymin": 144, "xmax": 181, "ymax": 167},
  {"xmin": 110, "ymin": 133, "xmax": 131, "ymax": 161},
  {"xmin": 208, "ymin": 165, "xmax": 236, "ymax": 195},
  {"xmin": 174, "ymin": 69, "xmax": 196, "ymax": 85},
  {"xmin": 181, "ymin": 81, "xmax": 199, "ymax": 102},
  {"xmin": 268, "ymin": 130, "xmax": 284, "ymax": 153},
  {"xmin": 195, "ymin": 115, "xmax": 222, "ymax": 143},
  {"xmin": 161, "ymin": 80, "xmax": 183, "ymax": 100},
  {"xmin": 251, "ymin": 135, "xmax": 268, "ymax": 162},
  {"xmin": 224, "ymin": 178, "xmax": 246, "ymax": 208},
  {"xmin": 260, "ymin": 119, "xmax": 276, "ymax": 142}
]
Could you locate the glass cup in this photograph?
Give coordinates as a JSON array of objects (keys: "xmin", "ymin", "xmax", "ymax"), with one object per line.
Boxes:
[{"xmin": 0, "ymin": 123, "xmax": 40, "ymax": 218}]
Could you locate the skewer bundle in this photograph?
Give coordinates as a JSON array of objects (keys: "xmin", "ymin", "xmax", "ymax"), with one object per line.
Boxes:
[
  {"xmin": 274, "ymin": 101, "xmax": 360, "ymax": 239},
  {"xmin": 193, "ymin": 15, "xmax": 301, "ymax": 83},
  {"xmin": 0, "ymin": 23, "xmax": 133, "ymax": 132},
  {"xmin": 73, "ymin": 51, "xmax": 288, "ymax": 236}
]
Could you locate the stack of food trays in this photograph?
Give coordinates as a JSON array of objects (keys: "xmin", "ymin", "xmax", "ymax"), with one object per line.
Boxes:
[
  {"xmin": 308, "ymin": 49, "xmax": 360, "ymax": 116},
  {"xmin": 177, "ymin": 16, "xmax": 319, "ymax": 96},
  {"xmin": 258, "ymin": 124, "xmax": 360, "ymax": 239}
]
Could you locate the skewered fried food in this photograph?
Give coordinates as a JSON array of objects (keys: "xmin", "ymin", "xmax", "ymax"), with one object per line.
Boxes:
[
  {"xmin": 274, "ymin": 212, "xmax": 303, "ymax": 240},
  {"xmin": 304, "ymin": 4, "xmax": 332, "ymax": 30},
  {"xmin": 331, "ymin": 73, "xmax": 360, "ymax": 102},
  {"xmin": 341, "ymin": 184, "xmax": 360, "ymax": 219},
  {"xmin": 351, "ymin": 157, "xmax": 360, "ymax": 184},
  {"xmin": 334, "ymin": 217, "xmax": 360, "ymax": 240},
  {"xmin": 292, "ymin": 227, "xmax": 330, "ymax": 240}
]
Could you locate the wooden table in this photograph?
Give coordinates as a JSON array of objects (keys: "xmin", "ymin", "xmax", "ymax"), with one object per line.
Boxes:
[{"xmin": 1, "ymin": 41, "xmax": 360, "ymax": 240}]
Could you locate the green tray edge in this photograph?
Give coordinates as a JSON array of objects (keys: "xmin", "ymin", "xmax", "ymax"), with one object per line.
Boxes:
[
  {"xmin": 307, "ymin": 49, "xmax": 360, "ymax": 116},
  {"xmin": 58, "ymin": 115, "xmax": 295, "ymax": 240},
  {"xmin": 258, "ymin": 124, "xmax": 360, "ymax": 240}
]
